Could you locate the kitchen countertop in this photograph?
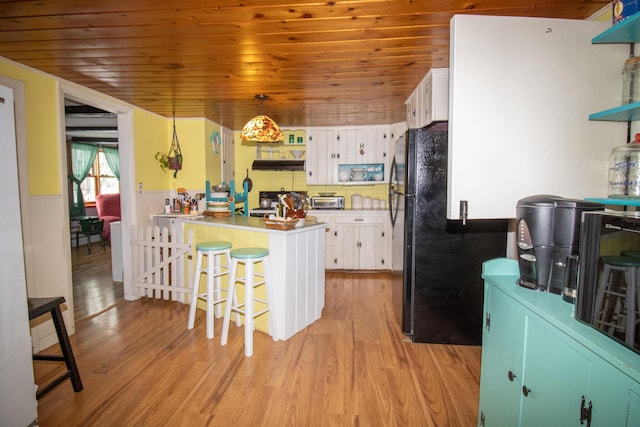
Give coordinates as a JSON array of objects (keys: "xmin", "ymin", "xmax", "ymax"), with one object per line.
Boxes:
[{"xmin": 176, "ymin": 214, "xmax": 327, "ymax": 233}]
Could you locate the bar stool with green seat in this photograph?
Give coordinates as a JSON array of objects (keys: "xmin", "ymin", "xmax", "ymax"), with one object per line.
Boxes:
[
  {"xmin": 187, "ymin": 240, "xmax": 240, "ymax": 339},
  {"xmin": 220, "ymin": 247, "xmax": 277, "ymax": 357},
  {"xmin": 593, "ymin": 255, "xmax": 640, "ymax": 346}
]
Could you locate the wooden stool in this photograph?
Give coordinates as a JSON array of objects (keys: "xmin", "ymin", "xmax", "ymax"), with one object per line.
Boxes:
[
  {"xmin": 187, "ymin": 241, "xmax": 239, "ymax": 339},
  {"xmin": 28, "ymin": 297, "xmax": 83, "ymax": 399},
  {"xmin": 593, "ymin": 256, "xmax": 640, "ymax": 346},
  {"xmin": 221, "ymin": 247, "xmax": 276, "ymax": 357}
]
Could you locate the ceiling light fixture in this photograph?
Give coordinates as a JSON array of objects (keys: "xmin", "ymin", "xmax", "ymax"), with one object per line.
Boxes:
[{"xmin": 240, "ymin": 94, "xmax": 283, "ymax": 143}]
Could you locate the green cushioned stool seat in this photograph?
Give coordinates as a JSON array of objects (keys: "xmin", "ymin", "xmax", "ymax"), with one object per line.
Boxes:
[
  {"xmin": 621, "ymin": 250, "xmax": 640, "ymax": 259},
  {"xmin": 230, "ymin": 247, "xmax": 269, "ymax": 259},
  {"xmin": 196, "ymin": 241, "xmax": 232, "ymax": 251},
  {"xmin": 602, "ymin": 255, "xmax": 640, "ymax": 268}
]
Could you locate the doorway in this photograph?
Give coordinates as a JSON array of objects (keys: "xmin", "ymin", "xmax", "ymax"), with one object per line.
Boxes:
[{"xmin": 64, "ymin": 98, "xmax": 124, "ymax": 322}]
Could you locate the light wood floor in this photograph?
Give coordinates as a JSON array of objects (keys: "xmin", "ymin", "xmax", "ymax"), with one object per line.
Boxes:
[
  {"xmin": 71, "ymin": 244, "xmax": 123, "ymax": 322},
  {"xmin": 36, "ymin": 250, "xmax": 481, "ymax": 426}
]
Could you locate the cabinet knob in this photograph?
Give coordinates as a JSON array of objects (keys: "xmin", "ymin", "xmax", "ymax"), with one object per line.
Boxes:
[
  {"xmin": 522, "ymin": 385, "xmax": 531, "ymax": 397},
  {"xmin": 507, "ymin": 371, "xmax": 517, "ymax": 382}
]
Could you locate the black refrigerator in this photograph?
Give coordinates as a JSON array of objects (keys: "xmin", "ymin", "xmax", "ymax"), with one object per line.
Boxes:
[{"xmin": 389, "ymin": 124, "xmax": 508, "ymax": 344}]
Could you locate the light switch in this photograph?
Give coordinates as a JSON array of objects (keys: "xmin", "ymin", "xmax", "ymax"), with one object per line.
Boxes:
[{"xmin": 138, "ymin": 182, "xmax": 143, "ymax": 193}]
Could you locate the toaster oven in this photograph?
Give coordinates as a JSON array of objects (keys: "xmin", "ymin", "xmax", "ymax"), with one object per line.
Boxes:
[{"xmin": 310, "ymin": 196, "xmax": 345, "ymax": 210}]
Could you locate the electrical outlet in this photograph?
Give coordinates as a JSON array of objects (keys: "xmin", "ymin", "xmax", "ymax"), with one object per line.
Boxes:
[{"xmin": 138, "ymin": 182, "xmax": 143, "ymax": 193}]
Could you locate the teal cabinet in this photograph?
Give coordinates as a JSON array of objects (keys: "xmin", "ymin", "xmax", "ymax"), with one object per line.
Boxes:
[
  {"xmin": 519, "ymin": 318, "xmax": 591, "ymax": 426},
  {"xmin": 478, "ymin": 284, "xmax": 524, "ymax": 426},
  {"xmin": 480, "ymin": 258, "xmax": 640, "ymax": 427}
]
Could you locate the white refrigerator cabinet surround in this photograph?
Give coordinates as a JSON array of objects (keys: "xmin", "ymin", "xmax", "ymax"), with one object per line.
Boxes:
[{"xmin": 448, "ymin": 15, "xmax": 628, "ymax": 219}]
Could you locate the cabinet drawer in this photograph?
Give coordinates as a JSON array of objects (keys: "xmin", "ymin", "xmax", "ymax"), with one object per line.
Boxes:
[{"xmin": 334, "ymin": 213, "xmax": 386, "ymax": 226}]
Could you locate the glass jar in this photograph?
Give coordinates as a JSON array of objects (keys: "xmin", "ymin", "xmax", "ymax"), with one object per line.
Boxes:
[
  {"xmin": 608, "ymin": 142, "xmax": 640, "ymax": 198},
  {"xmin": 622, "ymin": 56, "xmax": 640, "ymax": 104}
]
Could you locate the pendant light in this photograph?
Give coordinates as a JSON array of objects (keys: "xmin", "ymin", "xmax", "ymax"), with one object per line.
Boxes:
[{"xmin": 240, "ymin": 94, "xmax": 283, "ymax": 143}]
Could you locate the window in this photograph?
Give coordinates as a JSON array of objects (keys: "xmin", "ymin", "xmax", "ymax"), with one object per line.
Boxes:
[{"xmin": 80, "ymin": 148, "xmax": 119, "ymax": 204}]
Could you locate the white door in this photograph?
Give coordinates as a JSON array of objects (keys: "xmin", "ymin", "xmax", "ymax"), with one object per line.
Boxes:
[
  {"xmin": 222, "ymin": 128, "xmax": 235, "ymax": 184},
  {"xmin": 0, "ymin": 84, "xmax": 38, "ymax": 425}
]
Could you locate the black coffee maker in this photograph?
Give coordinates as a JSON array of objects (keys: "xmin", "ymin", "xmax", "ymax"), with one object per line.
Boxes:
[{"xmin": 516, "ymin": 195, "xmax": 604, "ymax": 294}]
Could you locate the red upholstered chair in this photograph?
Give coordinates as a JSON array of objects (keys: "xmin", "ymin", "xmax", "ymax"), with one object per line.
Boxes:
[{"xmin": 95, "ymin": 193, "xmax": 121, "ymax": 242}]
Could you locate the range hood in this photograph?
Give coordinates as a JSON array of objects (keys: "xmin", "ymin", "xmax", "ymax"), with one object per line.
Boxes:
[{"xmin": 251, "ymin": 160, "xmax": 305, "ymax": 171}]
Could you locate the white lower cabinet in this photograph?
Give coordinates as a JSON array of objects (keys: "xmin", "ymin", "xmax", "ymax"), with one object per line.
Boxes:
[
  {"xmin": 309, "ymin": 212, "xmax": 335, "ymax": 268},
  {"xmin": 310, "ymin": 210, "xmax": 390, "ymax": 270}
]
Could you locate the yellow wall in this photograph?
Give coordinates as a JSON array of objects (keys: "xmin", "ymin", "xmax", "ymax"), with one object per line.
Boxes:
[
  {"xmin": 139, "ymin": 116, "xmax": 223, "ymax": 192},
  {"xmin": 0, "ymin": 60, "xmax": 62, "ymax": 196},
  {"xmin": 134, "ymin": 109, "xmax": 170, "ymax": 191},
  {"xmin": 205, "ymin": 119, "xmax": 222, "ymax": 186}
]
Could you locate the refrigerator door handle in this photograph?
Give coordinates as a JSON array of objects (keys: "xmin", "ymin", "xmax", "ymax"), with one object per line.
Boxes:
[{"xmin": 389, "ymin": 157, "xmax": 398, "ymax": 227}]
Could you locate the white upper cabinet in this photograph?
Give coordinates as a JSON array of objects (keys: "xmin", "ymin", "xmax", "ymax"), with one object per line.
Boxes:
[
  {"xmin": 306, "ymin": 127, "xmax": 337, "ymax": 185},
  {"xmin": 422, "ymin": 68, "xmax": 449, "ymax": 126},
  {"xmin": 336, "ymin": 126, "xmax": 389, "ymax": 166},
  {"xmin": 306, "ymin": 125, "xmax": 391, "ymax": 185},
  {"xmin": 405, "ymin": 68, "xmax": 449, "ymax": 129},
  {"xmin": 447, "ymin": 15, "xmax": 628, "ymax": 219}
]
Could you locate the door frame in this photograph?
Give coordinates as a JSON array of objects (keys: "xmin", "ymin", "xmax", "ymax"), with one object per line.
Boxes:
[{"xmin": 59, "ymin": 82, "xmax": 137, "ymax": 303}]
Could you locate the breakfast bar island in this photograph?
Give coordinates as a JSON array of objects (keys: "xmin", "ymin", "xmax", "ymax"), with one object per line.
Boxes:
[{"xmin": 175, "ymin": 215, "xmax": 326, "ymax": 341}]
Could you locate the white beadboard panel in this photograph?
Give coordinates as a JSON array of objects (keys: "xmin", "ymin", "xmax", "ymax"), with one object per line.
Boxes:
[
  {"xmin": 27, "ymin": 194, "xmax": 75, "ymax": 352},
  {"xmin": 448, "ymin": 15, "xmax": 628, "ymax": 219},
  {"xmin": 269, "ymin": 227, "xmax": 325, "ymax": 340}
]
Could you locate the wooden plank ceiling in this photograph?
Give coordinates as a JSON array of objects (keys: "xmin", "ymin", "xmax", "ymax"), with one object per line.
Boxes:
[{"xmin": 0, "ymin": 0, "xmax": 610, "ymax": 129}]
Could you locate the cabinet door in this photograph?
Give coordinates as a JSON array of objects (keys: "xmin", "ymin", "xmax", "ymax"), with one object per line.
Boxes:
[
  {"xmin": 422, "ymin": 68, "xmax": 449, "ymax": 126},
  {"xmin": 406, "ymin": 90, "xmax": 418, "ymax": 129},
  {"xmin": 519, "ymin": 318, "xmax": 591, "ymax": 426},
  {"xmin": 313, "ymin": 214, "xmax": 335, "ymax": 270},
  {"xmin": 306, "ymin": 128, "xmax": 335, "ymax": 185},
  {"xmin": 478, "ymin": 284, "xmax": 525, "ymax": 427},
  {"xmin": 369, "ymin": 126, "xmax": 390, "ymax": 170},
  {"xmin": 589, "ymin": 358, "xmax": 640, "ymax": 427},
  {"xmin": 340, "ymin": 224, "xmax": 357, "ymax": 269},
  {"xmin": 356, "ymin": 225, "xmax": 388, "ymax": 269},
  {"xmin": 628, "ymin": 390, "xmax": 640, "ymax": 427},
  {"xmin": 448, "ymin": 15, "xmax": 627, "ymax": 219}
]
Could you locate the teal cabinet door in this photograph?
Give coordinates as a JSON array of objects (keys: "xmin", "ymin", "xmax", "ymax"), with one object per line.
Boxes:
[
  {"xmin": 519, "ymin": 318, "xmax": 591, "ymax": 426},
  {"xmin": 589, "ymin": 360, "xmax": 640, "ymax": 427},
  {"xmin": 478, "ymin": 284, "xmax": 525, "ymax": 426},
  {"xmin": 628, "ymin": 390, "xmax": 640, "ymax": 426}
]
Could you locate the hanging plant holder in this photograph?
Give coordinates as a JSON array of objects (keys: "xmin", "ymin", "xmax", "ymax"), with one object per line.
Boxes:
[
  {"xmin": 168, "ymin": 116, "xmax": 183, "ymax": 177},
  {"xmin": 156, "ymin": 115, "xmax": 184, "ymax": 178}
]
